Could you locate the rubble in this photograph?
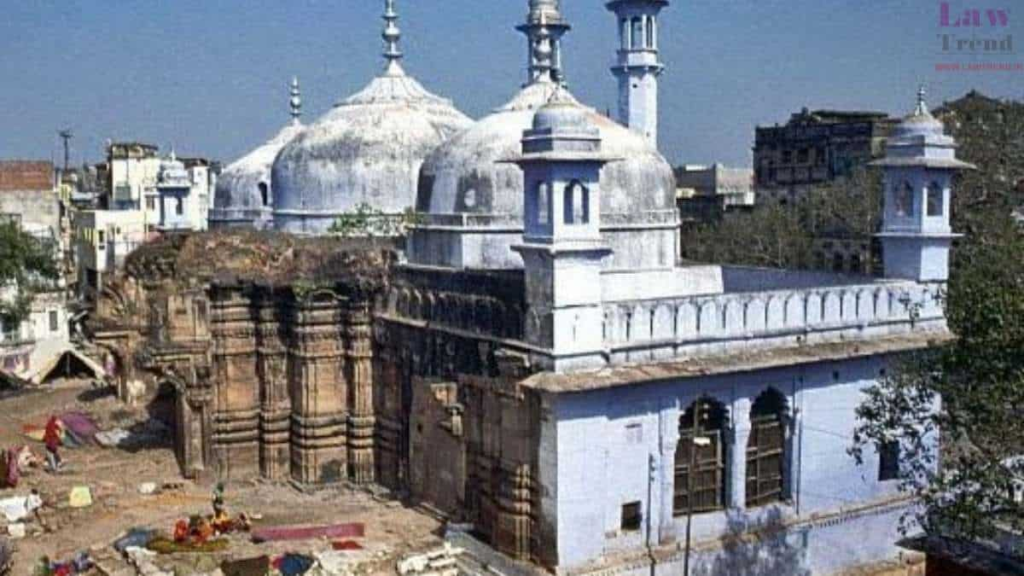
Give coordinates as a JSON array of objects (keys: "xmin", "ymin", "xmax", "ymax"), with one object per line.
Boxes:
[{"xmin": 396, "ymin": 543, "xmax": 464, "ymax": 576}]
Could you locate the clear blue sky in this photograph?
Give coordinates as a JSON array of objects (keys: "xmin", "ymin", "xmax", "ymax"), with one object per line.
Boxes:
[{"xmin": 1, "ymin": 0, "xmax": 1021, "ymax": 168}]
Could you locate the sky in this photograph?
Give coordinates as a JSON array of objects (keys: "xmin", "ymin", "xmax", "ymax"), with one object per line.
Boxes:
[{"xmin": 0, "ymin": 0, "xmax": 1021, "ymax": 169}]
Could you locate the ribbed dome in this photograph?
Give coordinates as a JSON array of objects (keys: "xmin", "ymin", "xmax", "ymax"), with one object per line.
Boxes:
[
  {"xmin": 211, "ymin": 123, "xmax": 304, "ymax": 229},
  {"xmin": 416, "ymin": 82, "xmax": 676, "ymax": 222},
  {"xmin": 271, "ymin": 64, "xmax": 473, "ymax": 235}
]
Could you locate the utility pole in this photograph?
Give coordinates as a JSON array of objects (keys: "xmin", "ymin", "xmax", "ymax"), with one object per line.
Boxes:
[{"xmin": 58, "ymin": 129, "xmax": 73, "ymax": 173}]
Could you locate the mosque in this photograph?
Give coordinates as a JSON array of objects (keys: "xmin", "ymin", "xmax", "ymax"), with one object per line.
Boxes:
[{"xmin": 125, "ymin": 0, "xmax": 972, "ymax": 573}]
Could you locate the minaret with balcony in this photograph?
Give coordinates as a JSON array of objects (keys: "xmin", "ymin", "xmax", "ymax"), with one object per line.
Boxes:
[{"xmin": 607, "ymin": 0, "xmax": 668, "ymax": 146}]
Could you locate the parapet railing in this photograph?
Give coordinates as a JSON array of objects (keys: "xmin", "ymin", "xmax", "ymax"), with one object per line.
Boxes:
[{"xmin": 601, "ymin": 279, "xmax": 944, "ymax": 357}]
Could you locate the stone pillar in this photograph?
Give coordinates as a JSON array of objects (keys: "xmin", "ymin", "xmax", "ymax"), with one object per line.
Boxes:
[
  {"xmin": 728, "ymin": 397, "xmax": 752, "ymax": 510},
  {"xmin": 494, "ymin": 461, "xmax": 532, "ymax": 560},
  {"xmin": 255, "ymin": 289, "xmax": 291, "ymax": 481},
  {"xmin": 372, "ymin": 329, "xmax": 403, "ymax": 490},
  {"xmin": 658, "ymin": 404, "xmax": 681, "ymax": 545},
  {"xmin": 346, "ymin": 302, "xmax": 376, "ymax": 484},
  {"xmin": 288, "ymin": 293, "xmax": 348, "ymax": 484},
  {"xmin": 209, "ymin": 287, "xmax": 260, "ymax": 481}
]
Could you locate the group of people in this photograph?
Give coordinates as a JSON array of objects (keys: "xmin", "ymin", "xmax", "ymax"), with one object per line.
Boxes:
[{"xmin": 172, "ymin": 483, "xmax": 251, "ymax": 547}]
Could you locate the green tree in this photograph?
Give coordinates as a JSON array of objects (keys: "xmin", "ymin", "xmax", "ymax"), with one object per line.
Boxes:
[
  {"xmin": 680, "ymin": 166, "xmax": 882, "ymax": 270},
  {"xmin": 328, "ymin": 204, "xmax": 423, "ymax": 238},
  {"xmin": 0, "ymin": 221, "xmax": 59, "ymax": 328},
  {"xmin": 851, "ymin": 217, "xmax": 1024, "ymax": 544},
  {"xmin": 851, "ymin": 93, "xmax": 1024, "ymax": 548}
]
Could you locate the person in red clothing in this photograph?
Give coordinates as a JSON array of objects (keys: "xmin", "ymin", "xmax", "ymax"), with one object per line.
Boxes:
[{"xmin": 43, "ymin": 416, "xmax": 64, "ymax": 472}]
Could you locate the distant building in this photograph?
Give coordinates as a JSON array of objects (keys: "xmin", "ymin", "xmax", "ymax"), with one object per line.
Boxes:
[
  {"xmin": 155, "ymin": 153, "xmax": 209, "ymax": 232},
  {"xmin": 754, "ymin": 108, "xmax": 898, "ymax": 202},
  {"xmin": 0, "ymin": 161, "xmax": 59, "ymax": 236},
  {"xmin": 0, "ymin": 162, "xmax": 73, "ymax": 379},
  {"xmin": 675, "ymin": 163, "xmax": 755, "ymax": 223},
  {"xmin": 74, "ymin": 209, "xmax": 148, "ymax": 300},
  {"xmin": 107, "ymin": 142, "xmax": 161, "ymax": 221}
]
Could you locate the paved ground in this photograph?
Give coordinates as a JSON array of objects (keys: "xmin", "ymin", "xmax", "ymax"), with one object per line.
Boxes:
[{"xmin": 0, "ymin": 379, "xmax": 443, "ymax": 575}]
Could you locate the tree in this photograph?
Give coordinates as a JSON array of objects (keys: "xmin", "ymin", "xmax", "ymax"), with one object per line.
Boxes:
[
  {"xmin": 851, "ymin": 93, "xmax": 1024, "ymax": 548},
  {"xmin": 328, "ymin": 204, "xmax": 423, "ymax": 238},
  {"xmin": 851, "ymin": 217, "xmax": 1024, "ymax": 545},
  {"xmin": 680, "ymin": 166, "xmax": 882, "ymax": 270},
  {"xmin": 0, "ymin": 221, "xmax": 59, "ymax": 328}
]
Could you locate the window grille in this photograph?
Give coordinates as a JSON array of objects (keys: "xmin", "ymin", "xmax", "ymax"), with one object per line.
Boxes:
[
  {"xmin": 746, "ymin": 389, "xmax": 788, "ymax": 507},
  {"xmin": 674, "ymin": 397, "xmax": 727, "ymax": 516}
]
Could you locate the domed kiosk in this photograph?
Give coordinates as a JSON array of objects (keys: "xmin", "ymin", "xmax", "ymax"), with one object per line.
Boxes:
[
  {"xmin": 210, "ymin": 78, "xmax": 305, "ymax": 230},
  {"xmin": 271, "ymin": 0, "xmax": 472, "ymax": 235},
  {"xmin": 408, "ymin": 0, "xmax": 678, "ymax": 271}
]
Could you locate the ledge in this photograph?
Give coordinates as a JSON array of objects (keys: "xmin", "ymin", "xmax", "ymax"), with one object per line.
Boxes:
[{"xmin": 521, "ymin": 329, "xmax": 953, "ymax": 393}]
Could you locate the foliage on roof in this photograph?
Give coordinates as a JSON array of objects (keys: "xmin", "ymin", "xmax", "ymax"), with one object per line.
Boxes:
[{"xmin": 122, "ymin": 229, "xmax": 396, "ymax": 288}]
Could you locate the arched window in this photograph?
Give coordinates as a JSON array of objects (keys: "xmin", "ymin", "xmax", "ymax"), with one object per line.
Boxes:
[
  {"xmin": 746, "ymin": 389, "xmax": 788, "ymax": 507},
  {"xmin": 258, "ymin": 182, "xmax": 269, "ymax": 207},
  {"xmin": 563, "ymin": 180, "xmax": 589, "ymax": 225},
  {"xmin": 850, "ymin": 253, "xmax": 863, "ymax": 275},
  {"xmin": 620, "ymin": 18, "xmax": 630, "ymax": 50},
  {"xmin": 833, "ymin": 252, "xmax": 845, "ymax": 273},
  {"xmin": 631, "ymin": 17, "xmax": 643, "ymax": 50},
  {"xmin": 674, "ymin": 397, "xmax": 728, "ymax": 515},
  {"xmin": 646, "ymin": 16, "xmax": 655, "ymax": 48},
  {"xmin": 894, "ymin": 181, "xmax": 914, "ymax": 217},
  {"xmin": 926, "ymin": 182, "xmax": 944, "ymax": 217},
  {"xmin": 536, "ymin": 182, "xmax": 550, "ymax": 226}
]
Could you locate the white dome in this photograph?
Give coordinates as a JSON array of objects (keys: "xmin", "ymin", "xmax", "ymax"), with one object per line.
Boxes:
[
  {"xmin": 418, "ymin": 82, "xmax": 674, "ymax": 218},
  {"xmin": 409, "ymin": 82, "xmax": 678, "ymax": 270},
  {"xmin": 211, "ymin": 122, "xmax": 304, "ymax": 229},
  {"xmin": 271, "ymin": 64, "xmax": 473, "ymax": 235}
]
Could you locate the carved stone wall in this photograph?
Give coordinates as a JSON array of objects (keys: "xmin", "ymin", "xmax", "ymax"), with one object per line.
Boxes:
[{"xmin": 95, "ymin": 257, "xmax": 543, "ymax": 564}]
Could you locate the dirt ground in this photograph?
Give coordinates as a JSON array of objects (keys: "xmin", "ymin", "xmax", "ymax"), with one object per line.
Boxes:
[{"xmin": 0, "ymin": 379, "xmax": 443, "ymax": 575}]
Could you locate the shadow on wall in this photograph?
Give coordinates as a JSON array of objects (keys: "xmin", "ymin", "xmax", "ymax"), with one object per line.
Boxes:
[{"xmin": 692, "ymin": 509, "xmax": 811, "ymax": 576}]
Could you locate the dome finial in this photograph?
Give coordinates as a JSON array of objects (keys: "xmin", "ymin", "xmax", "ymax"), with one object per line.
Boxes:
[
  {"xmin": 519, "ymin": 0, "xmax": 569, "ymax": 86},
  {"xmin": 915, "ymin": 84, "xmax": 929, "ymax": 116},
  {"xmin": 290, "ymin": 77, "xmax": 302, "ymax": 125},
  {"xmin": 382, "ymin": 0, "xmax": 403, "ymax": 74}
]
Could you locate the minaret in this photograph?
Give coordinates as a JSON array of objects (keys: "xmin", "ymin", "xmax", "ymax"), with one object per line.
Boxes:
[
  {"xmin": 517, "ymin": 0, "xmax": 571, "ymax": 85},
  {"xmin": 606, "ymin": 0, "xmax": 668, "ymax": 146},
  {"xmin": 290, "ymin": 77, "xmax": 302, "ymax": 126},
  {"xmin": 512, "ymin": 90, "xmax": 615, "ymax": 372},
  {"xmin": 872, "ymin": 87, "xmax": 975, "ymax": 283},
  {"xmin": 382, "ymin": 0, "xmax": 404, "ymax": 75}
]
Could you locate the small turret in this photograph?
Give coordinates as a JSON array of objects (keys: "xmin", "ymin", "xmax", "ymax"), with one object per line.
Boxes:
[
  {"xmin": 512, "ymin": 90, "xmax": 619, "ymax": 372},
  {"xmin": 871, "ymin": 87, "xmax": 975, "ymax": 283}
]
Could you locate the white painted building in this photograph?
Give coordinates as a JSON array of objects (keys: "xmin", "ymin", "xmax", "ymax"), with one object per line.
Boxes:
[{"xmin": 75, "ymin": 209, "xmax": 148, "ymax": 298}]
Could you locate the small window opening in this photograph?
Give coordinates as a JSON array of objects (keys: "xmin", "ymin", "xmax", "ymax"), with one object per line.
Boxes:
[
  {"xmin": 927, "ymin": 182, "xmax": 943, "ymax": 217},
  {"xmin": 259, "ymin": 182, "xmax": 269, "ymax": 207},
  {"xmin": 895, "ymin": 181, "xmax": 915, "ymax": 217},
  {"xmin": 878, "ymin": 441, "xmax": 900, "ymax": 481},
  {"xmin": 621, "ymin": 502, "xmax": 642, "ymax": 532}
]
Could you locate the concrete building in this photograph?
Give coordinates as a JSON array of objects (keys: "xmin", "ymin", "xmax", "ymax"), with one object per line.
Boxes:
[
  {"xmin": 107, "ymin": 142, "xmax": 161, "ymax": 219},
  {"xmin": 88, "ymin": 2, "xmax": 970, "ymax": 574},
  {"xmin": 0, "ymin": 161, "xmax": 59, "ymax": 237},
  {"xmin": 754, "ymin": 109, "xmax": 898, "ymax": 202},
  {"xmin": 675, "ymin": 164, "xmax": 756, "ymax": 223},
  {"xmin": 0, "ymin": 162, "xmax": 76, "ymax": 381},
  {"xmin": 75, "ymin": 209, "xmax": 148, "ymax": 300},
  {"xmin": 211, "ymin": 79, "xmax": 304, "ymax": 230},
  {"xmin": 155, "ymin": 152, "xmax": 208, "ymax": 232}
]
